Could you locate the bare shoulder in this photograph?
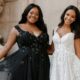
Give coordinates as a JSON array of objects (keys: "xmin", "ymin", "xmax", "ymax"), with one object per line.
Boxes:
[
  {"xmin": 10, "ymin": 27, "xmax": 19, "ymax": 36},
  {"xmin": 74, "ymin": 38, "xmax": 80, "ymax": 51},
  {"xmin": 74, "ymin": 38, "xmax": 80, "ymax": 58},
  {"xmin": 74, "ymin": 38, "xmax": 80, "ymax": 44}
]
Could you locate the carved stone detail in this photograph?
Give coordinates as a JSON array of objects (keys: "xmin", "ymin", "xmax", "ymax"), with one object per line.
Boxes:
[
  {"xmin": 0, "ymin": 0, "xmax": 18, "ymax": 14},
  {"xmin": 0, "ymin": 0, "xmax": 4, "ymax": 14}
]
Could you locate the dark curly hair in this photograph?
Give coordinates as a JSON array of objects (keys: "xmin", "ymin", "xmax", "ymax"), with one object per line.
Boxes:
[
  {"xmin": 58, "ymin": 5, "xmax": 80, "ymax": 39},
  {"xmin": 19, "ymin": 3, "xmax": 47, "ymax": 33}
]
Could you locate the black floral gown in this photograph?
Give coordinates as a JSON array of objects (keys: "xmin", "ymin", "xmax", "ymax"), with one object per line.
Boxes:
[{"xmin": 12, "ymin": 25, "xmax": 50, "ymax": 80}]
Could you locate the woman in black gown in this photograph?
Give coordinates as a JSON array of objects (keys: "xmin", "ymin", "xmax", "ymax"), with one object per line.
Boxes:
[{"xmin": 0, "ymin": 3, "xmax": 50, "ymax": 80}]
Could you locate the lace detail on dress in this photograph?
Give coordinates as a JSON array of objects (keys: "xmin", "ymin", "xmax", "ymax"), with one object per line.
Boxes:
[{"xmin": 50, "ymin": 32, "xmax": 80, "ymax": 80}]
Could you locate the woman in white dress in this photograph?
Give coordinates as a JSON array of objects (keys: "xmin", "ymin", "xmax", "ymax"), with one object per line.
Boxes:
[{"xmin": 49, "ymin": 5, "xmax": 80, "ymax": 80}]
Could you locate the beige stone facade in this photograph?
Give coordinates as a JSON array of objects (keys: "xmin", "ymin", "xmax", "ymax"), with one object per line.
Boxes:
[{"xmin": 0, "ymin": 0, "xmax": 78, "ymax": 43}]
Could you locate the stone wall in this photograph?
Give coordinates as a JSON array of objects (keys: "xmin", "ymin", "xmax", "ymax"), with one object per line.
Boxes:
[{"xmin": 0, "ymin": 0, "xmax": 78, "ymax": 53}]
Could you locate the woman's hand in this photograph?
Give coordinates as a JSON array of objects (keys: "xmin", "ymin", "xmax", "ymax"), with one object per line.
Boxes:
[{"xmin": 47, "ymin": 41, "xmax": 54, "ymax": 55}]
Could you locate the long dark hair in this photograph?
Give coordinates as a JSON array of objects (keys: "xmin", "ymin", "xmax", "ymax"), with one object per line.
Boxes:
[
  {"xmin": 58, "ymin": 5, "xmax": 80, "ymax": 39},
  {"xmin": 19, "ymin": 3, "xmax": 47, "ymax": 33}
]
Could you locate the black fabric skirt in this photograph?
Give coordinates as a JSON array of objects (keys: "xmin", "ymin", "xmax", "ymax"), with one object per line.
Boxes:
[
  {"xmin": 0, "ymin": 47, "xmax": 30, "ymax": 73},
  {"xmin": 11, "ymin": 51, "xmax": 50, "ymax": 80},
  {"xmin": 0, "ymin": 71, "xmax": 12, "ymax": 80}
]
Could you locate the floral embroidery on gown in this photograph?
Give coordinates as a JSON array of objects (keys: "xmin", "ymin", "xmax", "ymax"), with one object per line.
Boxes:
[
  {"xmin": 12, "ymin": 25, "xmax": 50, "ymax": 80},
  {"xmin": 50, "ymin": 31, "xmax": 80, "ymax": 80}
]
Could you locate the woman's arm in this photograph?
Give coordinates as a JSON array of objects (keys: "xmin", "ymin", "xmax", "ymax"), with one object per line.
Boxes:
[
  {"xmin": 48, "ymin": 41, "xmax": 54, "ymax": 55},
  {"xmin": 74, "ymin": 38, "xmax": 80, "ymax": 59},
  {"xmin": 0, "ymin": 27, "xmax": 18, "ymax": 59}
]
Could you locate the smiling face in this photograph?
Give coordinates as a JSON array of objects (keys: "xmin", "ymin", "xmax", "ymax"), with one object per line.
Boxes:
[
  {"xmin": 64, "ymin": 9, "xmax": 76, "ymax": 25},
  {"xmin": 27, "ymin": 7, "xmax": 39, "ymax": 24}
]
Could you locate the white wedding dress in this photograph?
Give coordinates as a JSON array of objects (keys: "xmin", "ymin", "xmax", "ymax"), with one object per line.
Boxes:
[{"xmin": 50, "ymin": 31, "xmax": 80, "ymax": 80}]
